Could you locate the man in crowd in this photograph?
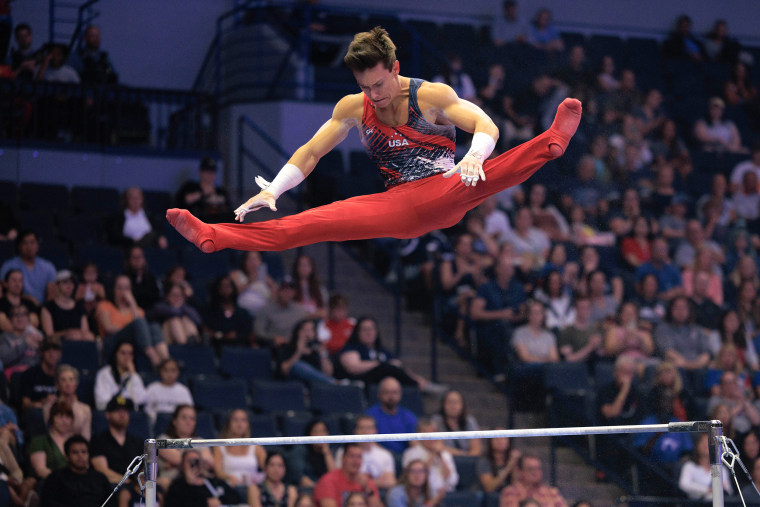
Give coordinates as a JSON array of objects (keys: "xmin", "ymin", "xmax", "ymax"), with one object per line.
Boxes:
[{"xmin": 366, "ymin": 376, "xmax": 417, "ymax": 455}]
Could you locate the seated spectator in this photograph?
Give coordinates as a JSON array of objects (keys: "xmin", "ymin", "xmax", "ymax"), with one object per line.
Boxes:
[
  {"xmin": 704, "ymin": 344, "xmax": 750, "ymax": 396},
  {"xmin": 0, "ymin": 386, "xmax": 23, "ymax": 451},
  {"xmin": 729, "ymin": 143, "xmax": 760, "ymax": 194},
  {"xmin": 674, "ymin": 219, "xmax": 725, "ymax": 271},
  {"xmin": 35, "ymin": 43, "xmax": 79, "ymax": 83},
  {"xmin": 275, "ymin": 318, "xmax": 338, "ymax": 386},
  {"xmin": 654, "ymin": 296, "xmax": 712, "ymax": 371},
  {"xmin": 659, "ymin": 195, "xmax": 689, "ymax": 241},
  {"xmin": 512, "ymin": 300, "xmax": 560, "ymax": 364},
  {"xmin": 335, "ymin": 415, "xmax": 396, "ymax": 489},
  {"xmin": 707, "ymin": 370, "xmax": 760, "ymax": 436},
  {"xmin": 689, "ymin": 272, "xmax": 723, "ymax": 332},
  {"xmin": 586, "ymin": 270, "xmax": 622, "ymax": 326},
  {"xmin": 732, "ymin": 171, "xmax": 760, "ymax": 223},
  {"xmin": 0, "ymin": 423, "xmax": 36, "ymax": 506},
  {"xmin": 704, "ymin": 19, "xmax": 741, "ymax": 64},
  {"xmin": 28, "ymin": 400, "xmax": 76, "ymax": 479},
  {"xmin": 725, "ymin": 255, "xmax": 759, "ymax": 304},
  {"xmin": 90, "ymin": 395, "xmax": 144, "ymax": 485},
  {"xmin": 430, "ymin": 389, "xmax": 481, "ymax": 457},
  {"xmin": 213, "ymin": 409, "xmax": 267, "ymax": 488},
  {"xmin": 478, "ymin": 195, "xmax": 512, "ymax": 245},
  {"xmin": 106, "ymin": 187, "xmax": 168, "ymax": 249},
  {"xmin": 124, "ymin": 245, "xmax": 161, "ymax": 312},
  {"xmin": 73, "ymin": 262, "xmax": 105, "ymax": 323},
  {"xmin": 0, "ymin": 304, "xmax": 43, "ymax": 379},
  {"xmin": 636, "ymin": 237, "xmax": 684, "ymax": 301},
  {"xmin": 679, "ymin": 432, "xmax": 733, "ymax": 499},
  {"xmin": 718, "ymin": 310, "xmax": 758, "ymax": 374},
  {"xmin": 527, "ymin": 184, "xmax": 570, "ymax": 242},
  {"xmin": 163, "ymin": 265, "xmax": 195, "ymax": 305},
  {"xmin": 0, "ymin": 231, "xmax": 56, "ymax": 304},
  {"xmin": 737, "ymin": 279, "xmax": 758, "ymax": 333},
  {"xmin": 175, "ymin": 157, "xmax": 231, "ymax": 220},
  {"xmin": 149, "ymin": 282, "xmax": 202, "ymax": 345},
  {"xmin": 596, "ymin": 55, "xmax": 619, "ymax": 94},
  {"xmin": 0, "ymin": 269, "xmax": 40, "ymax": 332},
  {"xmin": 470, "ymin": 255, "xmax": 527, "ymax": 376},
  {"xmin": 504, "ymin": 207, "xmax": 550, "ymax": 272},
  {"xmin": 662, "ymin": 15, "xmax": 707, "ymax": 62},
  {"xmin": 696, "ymin": 172, "xmax": 735, "ymax": 232},
  {"xmin": 527, "ymin": 8, "xmax": 563, "ymax": 52},
  {"xmin": 318, "ymin": 294, "xmax": 356, "ymax": 356},
  {"xmin": 648, "ymin": 361, "xmax": 696, "ymax": 422},
  {"xmin": 247, "ymin": 452, "xmax": 298, "ymax": 507},
  {"xmin": 632, "ymin": 89, "xmax": 667, "ymax": 139},
  {"xmin": 568, "ymin": 156, "xmax": 610, "ymax": 217},
  {"xmin": 9, "ymin": 23, "xmax": 38, "ymax": 80},
  {"xmin": 634, "ymin": 273, "xmax": 667, "ymax": 328},
  {"xmin": 366, "ymin": 377, "xmax": 417, "ymax": 455},
  {"xmin": 67, "ymin": 25, "xmax": 117, "ymax": 84},
  {"xmin": 634, "ymin": 386, "xmax": 694, "ymax": 471},
  {"xmin": 204, "ymin": 275, "xmax": 254, "ymax": 349},
  {"xmin": 292, "ymin": 255, "xmax": 329, "ymax": 320},
  {"xmin": 95, "ymin": 274, "xmax": 168, "ymax": 367},
  {"xmin": 620, "ymin": 216, "xmax": 653, "ymax": 271},
  {"xmin": 693, "ymin": 97, "xmax": 748, "ymax": 154},
  {"xmin": 20, "ymin": 337, "xmax": 61, "ymax": 412},
  {"xmin": 741, "ymin": 457, "xmax": 760, "ymax": 503},
  {"xmin": 478, "ymin": 429, "xmax": 520, "ymax": 493},
  {"xmin": 230, "ymin": 251, "xmax": 276, "ymax": 318},
  {"xmin": 557, "ymin": 296, "xmax": 603, "ymax": 362},
  {"xmin": 313, "ymin": 442, "xmax": 381, "ymax": 507},
  {"xmin": 724, "ymin": 61, "xmax": 757, "ymax": 107},
  {"xmin": 338, "ymin": 317, "xmax": 435, "ymax": 390},
  {"xmin": 489, "ymin": 0, "xmax": 528, "ymax": 47},
  {"xmin": 554, "ymin": 45, "xmax": 594, "ymax": 94},
  {"xmin": 387, "ymin": 459, "xmax": 445, "ymax": 507},
  {"xmin": 650, "ymin": 119, "xmax": 690, "ymax": 171},
  {"xmin": 43, "ymin": 364, "xmax": 91, "ymax": 440},
  {"xmin": 39, "ymin": 435, "xmax": 112, "ymax": 507},
  {"xmin": 432, "ymin": 53, "xmax": 477, "ymax": 103},
  {"xmin": 499, "ymin": 453, "xmax": 568, "ymax": 507},
  {"xmin": 681, "ymin": 247, "xmax": 724, "ymax": 307},
  {"xmin": 40, "ymin": 270, "xmax": 94, "ymax": 341},
  {"xmin": 402, "ymin": 419, "xmax": 458, "ymax": 495},
  {"xmin": 157, "ymin": 405, "xmax": 214, "ymax": 490},
  {"xmin": 603, "ymin": 302, "xmax": 655, "ymax": 369},
  {"xmin": 288, "ymin": 419, "xmax": 337, "ymax": 488},
  {"xmin": 739, "ymin": 430, "xmax": 760, "ymax": 466},
  {"xmin": 164, "ymin": 449, "xmax": 241, "ymax": 507},
  {"xmin": 144, "ymin": 358, "xmax": 193, "ymax": 425},
  {"xmin": 647, "ymin": 165, "xmax": 676, "ymax": 218},
  {"xmin": 253, "ymin": 278, "xmax": 307, "ymax": 347},
  {"xmin": 93, "ymin": 340, "xmax": 147, "ymax": 411}
]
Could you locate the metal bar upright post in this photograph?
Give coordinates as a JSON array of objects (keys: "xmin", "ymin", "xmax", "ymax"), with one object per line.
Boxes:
[
  {"xmin": 709, "ymin": 420, "xmax": 725, "ymax": 507},
  {"xmin": 144, "ymin": 439, "xmax": 158, "ymax": 507}
]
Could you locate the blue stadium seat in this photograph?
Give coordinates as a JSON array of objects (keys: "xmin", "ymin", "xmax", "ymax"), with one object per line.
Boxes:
[
  {"xmin": 142, "ymin": 190, "xmax": 173, "ymax": 213},
  {"xmin": 22, "ymin": 408, "xmax": 47, "ymax": 439},
  {"xmin": 61, "ymin": 340, "xmax": 100, "ymax": 376},
  {"xmin": 219, "ymin": 346, "xmax": 273, "ymax": 381},
  {"xmin": 196, "ymin": 410, "xmax": 218, "ymax": 438},
  {"xmin": 74, "ymin": 244, "xmax": 125, "ymax": 277},
  {"xmin": 18, "ymin": 183, "xmax": 69, "ymax": 211},
  {"xmin": 310, "ymin": 384, "xmax": 366, "ymax": 415},
  {"xmin": 58, "ymin": 213, "xmax": 104, "ymax": 245},
  {"xmin": 280, "ymin": 411, "xmax": 315, "ymax": 437},
  {"xmin": 92, "ymin": 410, "xmax": 151, "ymax": 439},
  {"xmin": 249, "ymin": 413, "xmax": 279, "ymax": 437},
  {"xmin": 543, "ymin": 362, "xmax": 590, "ymax": 393},
  {"xmin": 70, "ymin": 186, "xmax": 121, "ymax": 215},
  {"xmin": 441, "ymin": 491, "xmax": 482, "ymax": 507},
  {"xmin": 18, "ymin": 210, "xmax": 57, "ymax": 243},
  {"xmin": 453, "ymin": 455, "xmax": 480, "ymax": 491},
  {"xmin": 0, "ymin": 181, "xmax": 18, "ymax": 209},
  {"xmin": 192, "ymin": 378, "xmax": 249, "ymax": 411},
  {"xmin": 587, "ymin": 34, "xmax": 625, "ymax": 67},
  {"xmin": 169, "ymin": 344, "xmax": 217, "ymax": 376},
  {"xmin": 250, "ymin": 380, "xmax": 307, "ymax": 414},
  {"xmin": 142, "ymin": 246, "xmax": 179, "ymax": 279}
]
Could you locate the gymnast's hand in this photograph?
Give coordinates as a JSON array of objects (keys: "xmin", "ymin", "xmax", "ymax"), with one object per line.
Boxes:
[
  {"xmin": 442, "ymin": 154, "xmax": 486, "ymax": 187},
  {"xmin": 234, "ymin": 191, "xmax": 277, "ymax": 222}
]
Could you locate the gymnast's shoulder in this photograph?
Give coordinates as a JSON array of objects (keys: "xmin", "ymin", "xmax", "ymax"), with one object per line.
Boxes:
[{"xmin": 331, "ymin": 93, "xmax": 364, "ymax": 126}]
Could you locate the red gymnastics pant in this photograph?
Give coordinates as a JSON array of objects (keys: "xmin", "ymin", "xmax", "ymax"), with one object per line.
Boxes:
[{"xmin": 196, "ymin": 128, "xmax": 562, "ymax": 252}]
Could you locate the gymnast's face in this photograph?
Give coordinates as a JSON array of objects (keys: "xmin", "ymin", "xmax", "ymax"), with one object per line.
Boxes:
[{"xmin": 354, "ymin": 61, "xmax": 400, "ymax": 110}]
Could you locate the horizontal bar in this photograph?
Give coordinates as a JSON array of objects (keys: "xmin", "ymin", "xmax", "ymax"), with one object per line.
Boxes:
[{"xmin": 153, "ymin": 421, "xmax": 720, "ymax": 450}]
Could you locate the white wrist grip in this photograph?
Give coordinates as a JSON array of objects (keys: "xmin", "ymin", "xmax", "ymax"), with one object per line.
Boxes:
[
  {"xmin": 466, "ymin": 132, "xmax": 496, "ymax": 162},
  {"xmin": 264, "ymin": 163, "xmax": 305, "ymax": 199}
]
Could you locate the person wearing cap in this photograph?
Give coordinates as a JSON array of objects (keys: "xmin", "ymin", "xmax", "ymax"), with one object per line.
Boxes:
[
  {"xmin": 40, "ymin": 270, "xmax": 94, "ymax": 342},
  {"xmin": 90, "ymin": 394, "xmax": 144, "ymax": 485},
  {"xmin": 253, "ymin": 278, "xmax": 310, "ymax": 347},
  {"xmin": 174, "ymin": 157, "xmax": 231, "ymax": 219},
  {"xmin": 0, "ymin": 230, "xmax": 57, "ymax": 304},
  {"xmin": 20, "ymin": 336, "xmax": 61, "ymax": 412},
  {"xmin": 693, "ymin": 96, "xmax": 749, "ymax": 154}
]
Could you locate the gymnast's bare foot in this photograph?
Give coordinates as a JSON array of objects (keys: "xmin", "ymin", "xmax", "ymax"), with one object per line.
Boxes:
[
  {"xmin": 548, "ymin": 98, "xmax": 582, "ymax": 158},
  {"xmin": 166, "ymin": 209, "xmax": 216, "ymax": 253}
]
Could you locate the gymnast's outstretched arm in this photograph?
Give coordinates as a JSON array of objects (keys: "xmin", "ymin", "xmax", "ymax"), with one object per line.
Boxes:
[{"xmin": 233, "ymin": 94, "xmax": 363, "ymax": 221}]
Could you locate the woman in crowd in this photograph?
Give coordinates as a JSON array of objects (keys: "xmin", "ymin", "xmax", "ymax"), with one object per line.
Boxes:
[
  {"xmin": 144, "ymin": 358, "xmax": 194, "ymax": 425},
  {"xmin": 27, "ymin": 400, "xmax": 75, "ymax": 479},
  {"xmin": 40, "ymin": 270, "xmax": 94, "ymax": 341},
  {"xmin": 158, "ymin": 404, "xmax": 214, "ymax": 490},
  {"xmin": 648, "ymin": 361, "xmax": 695, "ymax": 422},
  {"xmin": 527, "ymin": 184, "xmax": 570, "ymax": 242},
  {"xmin": 163, "ymin": 265, "xmax": 195, "ymax": 304},
  {"xmin": 717, "ymin": 310, "xmax": 758, "ymax": 373},
  {"xmin": 512, "ymin": 300, "xmax": 560, "ymax": 365},
  {"xmin": 149, "ymin": 282, "xmax": 202, "ymax": 345},
  {"xmin": 620, "ymin": 216, "xmax": 653, "ymax": 271},
  {"xmin": 213, "ymin": 409, "xmax": 267, "ymax": 488},
  {"xmin": 386, "ymin": 459, "xmax": 446, "ymax": 507},
  {"xmin": 95, "ymin": 274, "xmax": 168, "ymax": 367},
  {"xmin": 586, "ymin": 270, "xmax": 622, "ymax": 326},
  {"xmin": 230, "ymin": 251, "xmax": 276, "ymax": 318},
  {"xmin": 693, "ymin": 97, "xmax": 747, "ymax": 153},
  {"xmin": 430, "ymin": 389, "xmax": 482, "ymax": 457},
  {"xmin": 678, "ymin": 432, "xmax": 733, "ymax": 499},
  {"xmin": 43, "ymin": 364, "xmax": 91, "ymax": 440},
  {"xmin": 203, "ymin": 275, "xmax": 253, "ymax": 350},
  {"xmin": 0, "ymin": 269, "xmax": 39, "ymax": 332},
  {"xmin": 478, "ymin": 429, "xmax": 521, "ymax": 493},
  {"xmin": 533, "ymin": 270, "xmax": 575, "ymax": 332},
  {"xmin": 288, "ymin": 419, "xmax": 336, "ymax": 488},
  {"xmin": 247, "ymin": 452, "xmax": 298, "ymax": 507},
  {"xmin": 93, "ymin": 340, "xmax": 147, "ymax": 411},
  {"xmin": 292, "ymin": 255, "xmax": 329, "ymax": 320},
  {"xmin": 73, "ymin": 261, "xmax": 106, "ymax": 323},
  {"xmin": 604, "ymin": 302, "xmax": 656, "ymax": 370},
  {"xmin": 704, "ymin": 344, "xmax": 750, "ymax": 397},
  {"xmin": 274, "ymin": 319, "xmax": 337, "ymax": 386}
]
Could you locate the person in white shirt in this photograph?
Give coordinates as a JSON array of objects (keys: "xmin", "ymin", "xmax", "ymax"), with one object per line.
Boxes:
[
  {"xmin": 335, "ymin": 415, "xmax": 396, "ymax": 489},
  {"xmin": 729, "ymin": 144, "xmax": 760, "ymax": 193},
  {"xmin": 93, "ymin": 340, "xmax": 147, "ymax": 411},
  {"xmin": 678, "ymin": 432, "xmax": 732, "ymax": 500},
  {"xmin": 401, "ymin": 419, "xmax": 458, "ymax": 495},
  {"xmin": 144, "ymin": 358, "xmax": 193, "ymax": 425}
]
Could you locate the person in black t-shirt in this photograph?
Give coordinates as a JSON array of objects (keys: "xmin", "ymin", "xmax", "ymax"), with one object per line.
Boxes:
[
  {"xmin": 40, "ymin": 435, "xmax": 113, "ymax": 507},
  {"xmin": 19, "ymin": 337, "xmax": 61, "ymax": 412},
  {"xmin": 90, "ymin": 395, "xmax": 145, "ymax": 485},
  {"xmin": 164, "ymin": 449, "xmax": 240, "ymax": 507}
]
